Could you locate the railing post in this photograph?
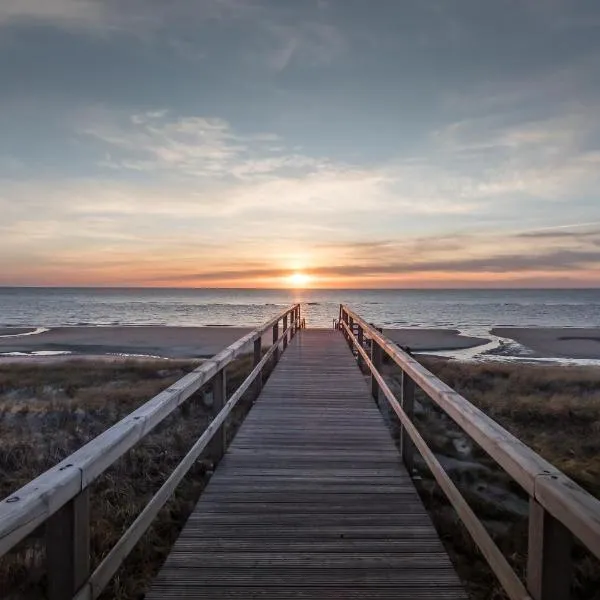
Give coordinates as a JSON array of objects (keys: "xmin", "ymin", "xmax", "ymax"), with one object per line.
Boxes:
[
  {"xmin": 273, "ymin": 321, "xmax": 279, "ymax": 366},
  {"xmin": 253, "ymin": 337, "xmax": 262, "ymax": 394},
  {"xmin": 401, "ymin": 371, "xmax": 415, "ymax": 475},
  {"xmin": 527, "ymin": 497, "xmax": 573, "ymax": 600},
  {"xmin": 46, "ymin": 488, "xmax": 90, "ymax": 600},
  {"xmin": 357, "ymin": 325, "xmax": 364, "ymax": 369},
  {"xmin": 207, "ymin": 368, "xmax": 226, "ymax": 462},
  {"xmin": 283, "ymin": 314, "xmax": 288, "ymax": 350},
  {"xmin": 370, "ymin": 340, "xmax": 382, "ymax": 401}
]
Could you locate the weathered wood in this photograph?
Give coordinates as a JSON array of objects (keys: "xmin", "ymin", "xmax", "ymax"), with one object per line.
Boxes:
[
  {"xmin": 0, "ymin": 304, "xmax": 299, "ymax": 559},
  {"xmin": 146, "ymin": 330, "xmax": 466, "ymax": 600},
  {"xmin": 273, "ymin": 322, "xmax": 280, "ymax": 366},
  {"xmin": 74, "ymin": 323, "xmax": 296, "ymax": 600},
  {"xmin": 207, "ymin": 369, "xmax": 227, "ymax": 462},
  {"xmin": 527, "ymin": 497, "xmax": 573, "ymax": 600},
  {"xmin": 370, "ymin": 340, "xmax": 382, "ymax": 401},
  {"xmin": 283, "ymin": 315, "xmax": 288, "ymax": 350},
  {"xmin": 401, "ymin": 371, "xmax": 415, "ymax": 475},
  {"xmin": 341, "ymin": 319, "xmax": 532, "ymax": 600},
  {"xmin": 340, "ymin": 304, "xmax": 600, "ymax": 564},
  {"xmin": 253, "ymin": 337, "xmax": 262, "ymax": 394},
  {"xmin": 534, "ymin": 471, "xmax": 600, "ymax": 562},
  {"xmin": 357, "ymin": 326, "xmax": 364, "ymax": 369},
  {"xmin": 47, "ymin": 489, "xmax": 90, "ymax": 600}
]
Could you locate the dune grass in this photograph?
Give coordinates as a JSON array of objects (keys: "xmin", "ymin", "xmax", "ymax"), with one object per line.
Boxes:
[
  {"xmin": 0, "ymin": 355, "xmax": 263, "ymax": 600},
  {"xmin": 2, "ymin": 356, "xmax": 599, "ymax": 599},
  {"xmin": 381, "ymin": 357, "xmax": 600, "ymax": 600}
]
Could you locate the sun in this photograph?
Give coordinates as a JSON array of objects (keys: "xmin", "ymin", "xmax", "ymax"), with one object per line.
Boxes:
[{"xmin": 286, "ymin": 272, "xmax": 312, "ymax": 288}]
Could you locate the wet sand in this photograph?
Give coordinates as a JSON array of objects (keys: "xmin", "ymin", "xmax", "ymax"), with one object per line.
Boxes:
[
  {"xmin": 0, "ymin": 328, "xmax": 37, "ymax": 337},
  {"xmin": 0, "ymin": 326, "xmax": 257, "ymax": 359},
  {"xmin": 3, "ymin": 325, "xmax": 599, "ymax": 362},
  {"xmin": 0, "ymin": 325, "xmax": 491, "ymax": 362},
  {"xmin": 383, "ymin": 328, "xmax": 489, "ymax": 352},
  {"xmin": 491, "ymin": 327, "xmax": 600, "ymax": 360}
]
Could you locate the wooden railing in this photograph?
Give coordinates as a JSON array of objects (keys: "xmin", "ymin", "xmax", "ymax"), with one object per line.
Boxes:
[
  {"xmin": 0, "ymin": 304, "xmax": 303, "ymax": 600},
  {"xmin": 339, "ymin": 304, "xmax": 600, "ymax": 600}
]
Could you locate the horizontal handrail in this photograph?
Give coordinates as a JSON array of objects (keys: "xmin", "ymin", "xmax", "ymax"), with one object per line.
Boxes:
[
  {"xmin": 340, "ymin": 304, "xmax": 600, "ymax": 600},
  {"xmin": 74, "ymin": 319, "xmax": 298, "ymax": 600},
  {"xmin": 340, "ymin": 319, "xmax": 530, "ymax": 599},
  {"xmin": 0, "ymin": 304, "xmax": 301, "ymax": 598}
]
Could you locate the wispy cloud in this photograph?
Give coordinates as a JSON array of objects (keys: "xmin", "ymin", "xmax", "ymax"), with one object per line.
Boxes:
[
  {"xmin": 264, "ymin": 21, "xmax": 346, "ymax": 72},
  {"xmin": 0, "ymin": 0, "xmax": 253, "ymax": 33}
]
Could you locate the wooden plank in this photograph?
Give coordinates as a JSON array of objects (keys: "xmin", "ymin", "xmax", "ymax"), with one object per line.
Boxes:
[
  {"xmin": 371, "ymin": 340, "xmax": 382, "ymax": 400},
  {"xmin": 0, "ymin": 305, "xmax": 300, "ymax": 556},
  {"xmin": 206, "ymin": 368, "xmax": 226, "ymax": 462},
  {"xmin": 401, "ymin": 371, "xmax": 415, "ymax": 475},
  {"xmin": 46, "ymin": 489, "xmax": 90, "ymax": 600},
  {"xmin": 74, "ymin": 321, "xmax": 298, "ymax": 600},
  {"xmin": 341, "ymin": 305, "xmax": 600, "ymax": 563},
  {"xmin": 342, "ymin": 320, "xmax": 532, "ymax": 600},
  {"xmin": 146, "ymin": 330, "xmax": 466, "ymax": 600},
  {"xmin": 253, "ymin": 337, "xmax": 262, "ymax": 394},
  {"xmin": 527, "ymin": 497, "xmax": 573, "ymax": 600}
]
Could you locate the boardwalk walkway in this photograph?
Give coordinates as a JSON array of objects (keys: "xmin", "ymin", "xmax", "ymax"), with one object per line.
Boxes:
[{"xmin": 147, "ymin": 329, "xmax": 466, "ymax": 599}]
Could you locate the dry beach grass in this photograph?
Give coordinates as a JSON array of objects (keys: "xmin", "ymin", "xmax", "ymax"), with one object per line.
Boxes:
[
  {"xmin": 381, "ymin": 358, "xmax": 600, "ymax": 600},
  {"xmin": 0, "ymin": 355, "xmax": 263, "ymax": 599},
  {"xmin": 1, "ymin": 356, "xmax": 599, "ymax": 599}
]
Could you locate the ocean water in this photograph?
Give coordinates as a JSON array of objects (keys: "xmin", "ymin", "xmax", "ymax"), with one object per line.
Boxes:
[{"xmin": 0, "ymin": 288, "xmax": 599, "ymax": 335}]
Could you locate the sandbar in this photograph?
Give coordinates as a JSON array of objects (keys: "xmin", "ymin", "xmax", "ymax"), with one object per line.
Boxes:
[
  {"xmin": 0, "ymin": 326, "xmax": 260, "ymax": 359},
  {"xmin": 0, "ymin": 327, "xmax": 37, "ymax": 337},
  {"xmin": 491, "ymin": 327, "xmax": 600, "ymax": 360},
  {"xmin": 383, "ymin": 328, "xmax": 489, "ymax": 352}
]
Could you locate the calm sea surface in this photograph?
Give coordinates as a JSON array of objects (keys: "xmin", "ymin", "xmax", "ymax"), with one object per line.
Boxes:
[{"xmin": 0, "ymin": 288, "xmax": 599, "ymax": 338}]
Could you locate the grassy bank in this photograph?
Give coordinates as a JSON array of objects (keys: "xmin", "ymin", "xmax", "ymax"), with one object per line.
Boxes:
[
  {"xmin": 0, "ymin": 356, "xmax": 263, "ymax": 600},
  {"xmin": 382, "ymin": 358, "xmax": 600, "ymax": 600},
  {"xmin": 2, "ymin": 356, "xmax": 599, "ymax": 599}
]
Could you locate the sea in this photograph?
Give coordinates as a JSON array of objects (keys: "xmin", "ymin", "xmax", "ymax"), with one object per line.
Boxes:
[
  {"xmin": 1, "ymin": 288, "xmax": 599, "ymax": 363},
  {"xmin": 1, "ymin": 287, "xmax": 599, "ymax": 331}
]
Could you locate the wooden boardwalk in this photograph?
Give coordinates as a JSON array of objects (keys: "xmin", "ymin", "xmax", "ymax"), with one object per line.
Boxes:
[{"xmin": 147, "ymin": 329, "xmax": 466, "ymax": 599}]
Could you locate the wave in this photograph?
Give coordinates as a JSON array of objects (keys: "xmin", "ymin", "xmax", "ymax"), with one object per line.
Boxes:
[{"xmin": 0, "ymin": 327, "xmax": 50, "ymax": 339}]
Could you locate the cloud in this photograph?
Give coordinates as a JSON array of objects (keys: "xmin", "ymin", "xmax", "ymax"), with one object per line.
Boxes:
[
  {"xmin": 142, "ymin": 223, "xmax": 600, "ymax": 285},
  {"xmin": 0, "ymin": 0, "xmax": 106, "ymax": 30},
  {"xmin": 264, "ymin": 21, "xmax": 346, "ymax": 72},
  {"xmin": 0, "ymin": 0, "xmax": 254, "ymax": 34},
  {"xmin": 81, "ymin": 109, "xmax": 261, "ymax": 178}
]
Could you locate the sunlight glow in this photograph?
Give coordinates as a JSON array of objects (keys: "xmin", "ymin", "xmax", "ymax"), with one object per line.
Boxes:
[{"xmin": 286, "ymin": 272, "xmax": 313, "ymax": 288}]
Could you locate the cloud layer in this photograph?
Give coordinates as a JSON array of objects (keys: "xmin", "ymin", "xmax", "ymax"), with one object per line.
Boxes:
[{"xmin": 1, "ymin": 1, "xmax": 599, "ymax": 286}]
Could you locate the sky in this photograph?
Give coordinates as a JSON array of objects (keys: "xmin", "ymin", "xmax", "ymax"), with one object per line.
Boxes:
[{"xmin": 0, "ymin": 0, "xmax": 599, "ymax": 288}]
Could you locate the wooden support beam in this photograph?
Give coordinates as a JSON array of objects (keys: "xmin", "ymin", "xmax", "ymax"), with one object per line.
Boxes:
[
  {"xmin": 401, "ymin": 371, "xmax": 416, "ymax": 475},
  {"xmin": 272, "ymin": 322, "xmax": 279, "ymax": 366},
  {"xmin": 357, "ymin": 326, "xmax": 364, "ymax": 369},
  {"xmin": 46, "ymin": 489, "xmax": 90, "ymax": 600},
  {"xmin": 527, "ymin": 497, "xmax": 573, "ymax": 600},
  {"xmin": 283, "ymin": 315, "xmax": 288, "ymax": 350},
  {"xmin": 253, "ymin": 337, "xmax": 262, "ymax": 395},
  {"xmin": 370, "ymin": 341, "xmax": 382, "ymax": 401},
  {"xmin": 206, "ymin": 369, "xmax": 227, "ymax": 463}
]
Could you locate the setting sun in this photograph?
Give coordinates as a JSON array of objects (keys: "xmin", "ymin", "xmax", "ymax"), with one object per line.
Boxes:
[{"xmin": 286, "ymin": 272, "xmax": 312, "ymax": 288}]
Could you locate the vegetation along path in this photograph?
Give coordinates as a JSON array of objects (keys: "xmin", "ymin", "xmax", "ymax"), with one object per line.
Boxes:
[{"xmin": 146, "ymin": 329, "xmax": 466, "ymax": 599}]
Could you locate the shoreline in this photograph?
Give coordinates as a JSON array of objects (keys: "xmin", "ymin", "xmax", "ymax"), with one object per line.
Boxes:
[{"xmin": 1, "ymin": 325, "xmax": 600, "ymax": 364}]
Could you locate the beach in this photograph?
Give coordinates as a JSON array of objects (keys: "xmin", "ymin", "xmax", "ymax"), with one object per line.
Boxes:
[
  {"xmin": 2, "ymin": 325, "xmax": 600, "ymax": 362},
  {"xmin": 491, "ymin": 327, "xmax": 600, "ymax": 360},
  {"xmin": 383, "ymin": 328, "xmax": 489, "ymax": 352},
  {"xmin": 0, "ymin": 326, "xmax": 257, "ymax": 359},
  {"xmin": 0, "ymin": 326, "xmax": 490, "ymax": 361}
]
